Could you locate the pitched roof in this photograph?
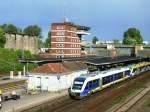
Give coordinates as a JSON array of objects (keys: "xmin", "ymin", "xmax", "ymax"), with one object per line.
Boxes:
[{"xmin": 32, "ymin": 61, "xmax": 87, "ymax": 74}]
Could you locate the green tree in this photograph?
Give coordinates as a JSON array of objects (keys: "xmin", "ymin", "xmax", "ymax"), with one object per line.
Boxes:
[
  {"xmin": 1, "ymin": 24, "xmax": 18, "ymax": 34},
  {"xmin": 92, "ymin": 36, "xmax": 99, "ymax": 44},
  {"xmin": 44, "ymin": 31, "xmax": 51, "ymax": 48},
  {"xmin": 0, "ymin": 28, "xmax": 6, "ymax": 48},
  {"xmin": 123, "ymin": 28, "xmax": 143, "ymax": 45},
  {"xmin": 0, "ymin": 24, "xmax": 7, "ymax": 31},
  {"xmin": 23, "ymin": 25, "xmax": 42, "ymax": 37}
]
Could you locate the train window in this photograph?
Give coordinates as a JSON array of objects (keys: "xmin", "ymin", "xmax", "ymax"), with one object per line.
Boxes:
[
  {"xmin": 118, "ymin": 72, "xmax": 123, "ymax": 79},
  {"xmin": 93, "ymin": 79, "xmax": 98, "ymax": 84},
  {"xmin": 125, "ymin": 70, "xmax": 130, "ymax": 76},
  {"xmin": 93, "ymin": 80, "xmax": 96, "ymax": 84},
  {"xmin": 103, "ymin": 73, "xmax": 125, "ymax": 85},
  {"xmin": 93, "ymin": 79, "xmax": 99, "ymax": 86},
  {"xmin": 89, "ymin": 81, "xmax": 92, "ymax": 88},
  {"xmin": 85, "ymin": 79, "xmax": 99, "ymax": 90},
  {"xmin": 102, "ymin": 77, "xmax": 108, "ymax": 85},
  {"xmin": 106, "ymin": 77, "xmax": 109, "ymax": 84},
  {"xmin": 114, "ymin": 72, "xmax": 123, "ymax": 81},
  {"xmin": 72, "ymin": 84, "xmax": 83, "ymax": 90},
  {"xmin": 85, "ymin": 83, "xmax": 89, "ymax": 90},
  {"xmin": 110, "ymin": 75, "xmax": 114, "ymax": 81},
  {"xmin": 106, "ymin": 76, "xmax": 110, "ymax": 83},
  {"xmin": 114, "ymin": 74, "xmax": 119, "ymax": 80},
  {"xmin": 72, "ymin": 78, "xmax": 85, "ymax": 90},
  {"xmin": 107, "ymin": 76, "xmax": 113, "ymax": 83}
]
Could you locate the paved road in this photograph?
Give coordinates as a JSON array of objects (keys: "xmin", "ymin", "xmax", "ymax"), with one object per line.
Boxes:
[{"xmin": 0, "ymin": 90, "xmax": 67, "ymax": 112}]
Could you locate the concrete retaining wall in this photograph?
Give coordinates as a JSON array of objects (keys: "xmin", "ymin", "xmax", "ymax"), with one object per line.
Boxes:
[{"xmin": 5, "ymin": 33, "xmax": 38, "ymax": 54}]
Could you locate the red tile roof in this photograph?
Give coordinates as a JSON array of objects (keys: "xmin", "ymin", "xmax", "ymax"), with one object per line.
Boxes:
[{"xmin": 32, "ymin": 62, "xmax": 87, "ymax": 74}]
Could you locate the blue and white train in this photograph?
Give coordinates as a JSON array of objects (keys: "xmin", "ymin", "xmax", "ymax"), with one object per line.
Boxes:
[{"xmin": 68, "ymin": 62, "xmax": 150, "ymax": 99}]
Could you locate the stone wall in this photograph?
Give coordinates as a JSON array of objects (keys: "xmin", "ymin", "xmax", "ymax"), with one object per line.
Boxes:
[{"xmin": 5, "ymin": 33, "xmax": 38, "ymax": 54}]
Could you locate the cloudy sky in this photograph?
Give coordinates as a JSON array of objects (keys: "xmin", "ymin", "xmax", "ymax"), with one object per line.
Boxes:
[{"xmin": 0, "ymin": 0, "xmax": 149, "ymax": 42}]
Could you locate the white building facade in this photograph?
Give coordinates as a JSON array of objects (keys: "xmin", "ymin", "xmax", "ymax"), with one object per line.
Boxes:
[{"xmin": 28, "ymin": 69, "xmax": 88, "ymax": 92}]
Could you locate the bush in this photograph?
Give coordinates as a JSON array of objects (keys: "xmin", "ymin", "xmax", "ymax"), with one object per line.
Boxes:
[
  {"xmin": 0, "ymin": 48, "xmax": 37, "ymax": 74},
  {"xmin": 0, "ymin": 28, "xmax": 6, "ymax": 48}
]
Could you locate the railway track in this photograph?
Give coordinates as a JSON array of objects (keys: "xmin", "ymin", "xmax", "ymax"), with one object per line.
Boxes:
[
  {"xmin": 22, "ymin": 71, "xmax": 150, "ymax": 112},
  {"xmin": 0, "ymin": 80, "xmax": 26, "ymax": 93},
  {"xmin": 111, "ymin": 86, "xmax": 150, "ymax": 112}
]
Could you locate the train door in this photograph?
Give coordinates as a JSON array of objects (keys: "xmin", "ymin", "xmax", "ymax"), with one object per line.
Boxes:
[
  {"xmin": 84, "ymin": 82, "xmax": 90, "ymax": 95},
  {"xmin": 36, "ymin": 77, "xmax": 42, "ymax": 91},
  {"xmin": 99, "ymin": 78, "xmax": 102, "ymax": 87}
]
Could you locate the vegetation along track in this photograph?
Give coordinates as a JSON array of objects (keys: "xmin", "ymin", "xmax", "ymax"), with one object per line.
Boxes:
[
  {"xmin": 23, "ymin": 71, "xmax": 150, "ymax": 112},
  {"xmin": 113, "ymin": 84, "xmax": 150, "ymax": 112}
]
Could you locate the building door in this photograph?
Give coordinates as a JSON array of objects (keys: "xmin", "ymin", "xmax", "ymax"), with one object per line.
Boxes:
[
  {"xmin": 37, "ymin": 77, "xmax": 42, "ymax": 91},
  {"xmin": 43, "ymin": 77, "xmax": 49, "ymax": 91}
]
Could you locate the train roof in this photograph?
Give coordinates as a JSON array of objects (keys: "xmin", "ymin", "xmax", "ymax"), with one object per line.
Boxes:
[{"xmin": 79, "ymin": 67, "xmax": 129, "ymax": 80}]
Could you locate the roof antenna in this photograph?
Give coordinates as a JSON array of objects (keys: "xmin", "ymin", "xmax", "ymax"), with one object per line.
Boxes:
[{"xmin": 63, "ymin": 0, "xmax": 69, "ymax": 22}]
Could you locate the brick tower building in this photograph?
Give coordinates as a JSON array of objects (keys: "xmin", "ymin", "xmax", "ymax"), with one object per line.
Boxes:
[{"xmin": 51, "ymin": 22, "xmax": 90, "ymax": 58}]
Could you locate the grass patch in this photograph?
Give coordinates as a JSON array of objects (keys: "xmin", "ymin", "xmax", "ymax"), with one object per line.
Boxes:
[{"xmin": 144, "ymin": 98, "xmax": 150, "ymax": 108}]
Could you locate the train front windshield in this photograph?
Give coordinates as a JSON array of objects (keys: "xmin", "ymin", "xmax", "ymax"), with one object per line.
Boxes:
[{"xmin": 72, "ymin": 78, "xmax": 85, "ymax": 90}]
